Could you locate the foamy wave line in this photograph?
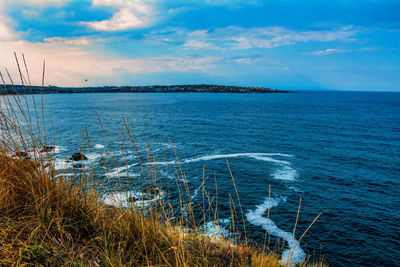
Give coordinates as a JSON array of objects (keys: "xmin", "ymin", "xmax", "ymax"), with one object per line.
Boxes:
[
  {"xmin": 104, "ymin": 163, "xmax": 139, "ymax": 177},
  {"xmin": 95, "ymin": 144, "xmax": 105, "ymax": 149},
  {"xmin": 272, "ymin": 165, "xmax": 298, "ymax": 181},
  {"xmin": 185, "ymin": 153, "xmax": 292, "ymax": 164},
  {"xmin": 146, "ymin": 153, "xmax": 298, "ymax": 181},
  {"xmin": 146, "ymin": 152, "xmax": 293, "ymax": 166},
  {"xmin": 246, "ymin": 197, "xmax": 305, "ymax": 265}
]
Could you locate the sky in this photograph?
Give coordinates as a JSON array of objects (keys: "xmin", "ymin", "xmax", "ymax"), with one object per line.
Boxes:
[{"xmin": 0, "ymin": 0, "xmax": 399, "ymax": 91}]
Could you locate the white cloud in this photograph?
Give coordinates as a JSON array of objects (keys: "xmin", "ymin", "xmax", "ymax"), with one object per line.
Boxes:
[
  {"xmin": 183, "ymin": 40, "xmax": 216, "ymax": 50},
  {"xmin": 0, "ymin": 0, "xmax": 217, "ymax": 87},
  {"xmin": 304, "ymin": 47, "xmax": 378, "ymax": 55},
  {"xmin": 151, "ymin": 26, "xmax": 360, "ymax": 50},
  {"xmin": 0, "ymin": 18, "xmax": 16, "ymax": 41},
  {"xmin": 213, "ymin": 26, "xmax": 359, "ymax": 49},
  {"xmin": 0, "ymin": 38, "xmax": 220, "ymax": 87},
  {"xmin": 82, "ymin": 0, "xmax": 157, "ymax": 31},
  {"xmin": 22, "ymin": 0, "xmax": 64, "ymax": 6},
  {"xmin": 44, "ymin": 37, "xmax": 92, "ymax": 46},
  {"xmin": 0, "ymin": 2, "xmax": 17, "ymax": 41}
]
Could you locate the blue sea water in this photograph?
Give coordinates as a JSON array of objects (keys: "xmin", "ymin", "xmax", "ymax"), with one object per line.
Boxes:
[{"xmin": 17, "ymin": 91, "xmax": 400, "ymax": 266}]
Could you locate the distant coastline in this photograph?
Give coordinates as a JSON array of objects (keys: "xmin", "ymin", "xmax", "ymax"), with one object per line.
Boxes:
[{"xmin": 1, "ymin": 84, "xmax": 291, "ymax": 94}]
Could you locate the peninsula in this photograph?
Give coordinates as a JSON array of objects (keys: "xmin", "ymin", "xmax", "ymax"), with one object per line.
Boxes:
[{"xmin": 1, "ymin": 84, "xmax": 290, "ymax": 94}]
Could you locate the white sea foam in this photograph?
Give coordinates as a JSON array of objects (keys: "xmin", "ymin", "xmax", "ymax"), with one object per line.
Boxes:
[
  {"xmin": 104, "ymin": 163, "xmax": 139, "ymax": 177},
  {"xmin": 288, "ymin": 186, "xmax": 302, "ymax": 192},
  {"xmin": 144, "ymin": 160, "xmax": 176, "ymax": 166},
  {"xmin": 246, "ymin": 197, "xmax": 305, "ymax": 265},
  {"xmin": 103, "ymin": 190, "xmax": 163, "ymax": 208},
  {"xmin": 191, "ymin": 184, "xmax": 203, "ymax": 200},
  {"xmin": 95, "ymin": 144, "xmax": 105, "ymax": 149},
  {"xmin": 55, "ymin": 172, "xmax": 76, "ymax": 178},
  {"xmin": 272, "ymin": 165, "xmax": 298, "ymax": 181},
  {"xmin": 184, "ymin": 153, "xmax": 292, "ymax": 164},
  {"xmin": 104, "ymin": 166, "xmax": 127, "ymax": 177},
  {"xmin": 199, "ymin": 218, "xmax": 231, "ymax": 240},
  {"xmin": 147, "ymin": 152, "xmax": 292, "ymax": 166},
  {"xmin": 87, "ymin": 153, "xmax": 102, "ymax": 161},
  {"xmin": 53, "ymin": 158, "xmax": 73, "ymax": 170}
]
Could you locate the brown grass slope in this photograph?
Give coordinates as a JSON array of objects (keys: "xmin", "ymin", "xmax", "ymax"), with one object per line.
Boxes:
[
  {"xmin": 0, "ymin": 152, "xmax": 327, "ymax": 266},
  {"xmin": 0, "ymin": 154, "xmax": 250, "ymax": 266}
]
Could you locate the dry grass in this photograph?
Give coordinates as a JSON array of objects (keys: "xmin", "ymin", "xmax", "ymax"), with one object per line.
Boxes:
[
  {"xmin": 0, "ymin": 154, "xmax": 278, "ymax": 266},
  {"xmin": 0, "ymin": 54, "xmax": 327, "ymax": 266}
]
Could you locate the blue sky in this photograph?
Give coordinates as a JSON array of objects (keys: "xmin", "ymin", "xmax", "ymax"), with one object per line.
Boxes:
[{"xmin": 0, "ymin": 0, "xmax": 399, "ymax": 91}]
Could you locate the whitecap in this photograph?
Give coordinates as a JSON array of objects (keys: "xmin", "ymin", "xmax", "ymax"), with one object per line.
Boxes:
[
  {"xmin": 53, "ymin": 158, "xmax": 73, "ymax": 170},
  {"xmin": 184, "ymin": 153, "xmax": 292, "ymax": 164},
  {"xmin": 144, "ymin": 160, "xmax": 176, "ymax": 166},
  {"xmin": 145, "ymin": 152, "xmax": 293, "ymax": 166},
  {"xmin": 55, "ymin": 172, "xmax": 77, "ymax": 178},
  {"xmin": 95, "ymin": 144, "xmax": 105, "ymax": 149},
  {"xmin": 104, "ymin": 163, "xmax": 139, "ymax": 177},
  {"xmin": 246, "ymin": 197, "xmax": 305, "ymax": 265},
  {"xmin": 190, "ymin": 183, "xmax": 203, "ymax": 200},
  {"xmin": 199, "ymin": 218, "xmax": 231, "ymax": 240},
  {"xmin": 272, "ymin": 165, "xmax": 298, "ymax": 181}
]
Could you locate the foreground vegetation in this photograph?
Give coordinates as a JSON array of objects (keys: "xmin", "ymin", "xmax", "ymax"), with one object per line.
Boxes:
[{"xmin": 0, "ymin": 152, "xmax": 326, "ymax": 266}]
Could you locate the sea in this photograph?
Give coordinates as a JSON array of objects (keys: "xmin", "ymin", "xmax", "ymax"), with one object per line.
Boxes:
[{"xmin": 10, "ymin": 91, "xmax": 400, "ymax": 266}]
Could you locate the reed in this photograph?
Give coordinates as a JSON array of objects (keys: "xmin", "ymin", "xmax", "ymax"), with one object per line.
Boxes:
[{"xmin": 0, "ymin": 54, "xmax": 326, "ymax": 266}]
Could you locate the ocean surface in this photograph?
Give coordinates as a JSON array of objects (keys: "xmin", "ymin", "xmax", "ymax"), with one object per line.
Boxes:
[{"xmin": 13, "ymin": 91, "xmax": 400, "ymax": 266}]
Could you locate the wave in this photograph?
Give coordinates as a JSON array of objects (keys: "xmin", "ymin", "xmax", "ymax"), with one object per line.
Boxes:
[
  {"xmin": 53, "ymin": 158, "xmax": 73, "ymax": 170},
  {"xmin": 272, "ymin": 165, "xmax": 298, "ymax": 181},
  {"xmin": 145, "ymin": 152, "xmax": 298, "ymax": 182},
  {"xmin": 199, "ymin": 218, "xmax": 231, "ymax": 240},
  {"xmin": 184, "ymin": 153, "xmax": 292, "ymax": 164},
  {"xmin": 246, "ymin": 197, "xmax": 305, "ymax": 265},
  {"xmin": 103, "ymin": 163, "xmax": 139, "ymax": 177},
  {"xmin": 146, "ymin": 152, "xmax": 292, "ymax": 166},
  {"xmin": 95, "ymin": 144, "xmax": 105, "ymax": 149}
]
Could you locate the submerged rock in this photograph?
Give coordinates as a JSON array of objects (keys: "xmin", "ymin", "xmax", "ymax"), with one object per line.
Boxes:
[{"xmin": 70, "ymin": 152, "xmax": 88, "ymax": 161}]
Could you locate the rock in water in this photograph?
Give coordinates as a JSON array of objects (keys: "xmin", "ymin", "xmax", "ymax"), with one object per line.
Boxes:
[{"xmin": 70, "ymin": 152, "xmax": 88, "ymax": 161}]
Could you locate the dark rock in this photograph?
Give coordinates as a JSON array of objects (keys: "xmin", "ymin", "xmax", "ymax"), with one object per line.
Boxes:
[{"xmin": 70, "ymin": 152, "xmax": 88, "ymax": 161}]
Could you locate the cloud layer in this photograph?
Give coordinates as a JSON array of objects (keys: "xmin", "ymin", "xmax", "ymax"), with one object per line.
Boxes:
[
  {"xmin": 0, "ymin": 0, "xmax": 399, "ymax": 90},
  {"xmin": 82, "ymin": 0, "xmax": 156, "ymax": 31}
]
